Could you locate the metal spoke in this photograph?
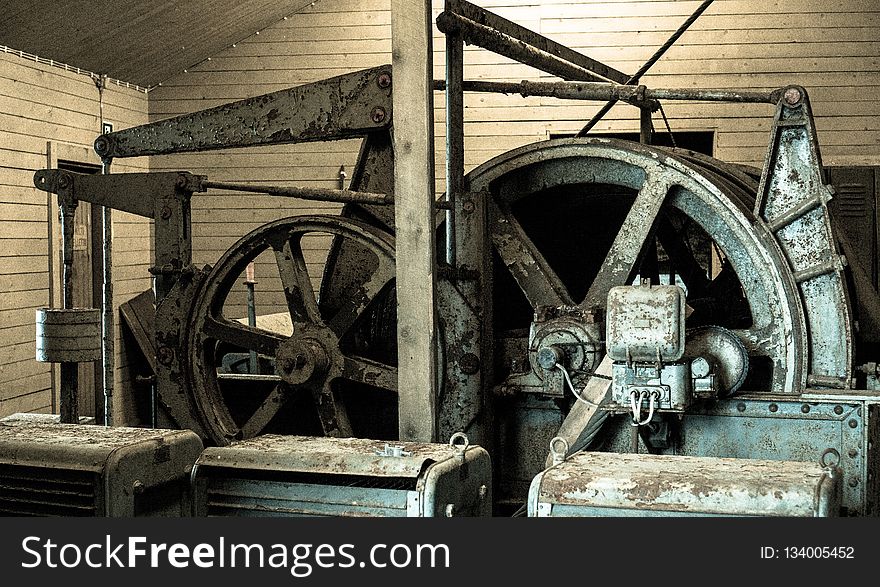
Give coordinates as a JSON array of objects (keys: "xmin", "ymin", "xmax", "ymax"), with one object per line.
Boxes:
[
  {"xmin": 581, "ymin": 174, "xmax": 672, "ymax": 309},
  {"xmin": 489, "ymin": 199, "xmax": 574, "ymax": 308},
  {"xmin": 339, "ymin": 355, "xmax": 398, "ymax": 392},
  {"xmin": 203, "ymin": 316, "xmax": 285, "ymax": 356},
  {"xmin": 655, "ymin": 214, "xmax": 711, "ymax": 298},
  {"xmin": 238, "ymin": 383, "xmax": 289, "ymax": 439},
  {"xmin": 272, "ymin": 234, "xmax": 322, "ymax": 326},
  {"xmin": 326, "ymin": 252, "xmax": 395, "ymax": 338},
  {"xmin": 313, "ymin": 383, "xmax": 353, "ymax": 437}
]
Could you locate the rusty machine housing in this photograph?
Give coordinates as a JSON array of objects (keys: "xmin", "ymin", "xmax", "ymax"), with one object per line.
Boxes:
[
  {"xmin": 0, "ymin": 414, "xmax": 203, "ymax": 516},
  {"xmin": 30, "ymin": 1, "xmax": 880, "ymax": 516}
]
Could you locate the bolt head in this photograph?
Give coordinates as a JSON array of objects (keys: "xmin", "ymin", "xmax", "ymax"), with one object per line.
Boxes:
[
  {"xmin": 94, "ymin": 136, "xmax": 110, "ymax": 155},
  {"xmin": 783, "ymin": 87, "xmax": 802, "ymax": 106},
  {"xmin": 377, "ymin": 72, "xmax": 392, "ymax": 88},
  {"xmin": 459, "ymin": 352, "xmax": 481, "ymax": 375},
  {"xmin": 370, "ymin": 107, "xmax": 386, "ymax": 124},
  {"xmin": 157, "ymin": 346, "xmax": 174, "ymax": 365}
]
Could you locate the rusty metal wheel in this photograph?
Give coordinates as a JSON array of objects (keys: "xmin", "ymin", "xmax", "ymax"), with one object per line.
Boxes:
[
  {"xmin": 183, "ymin": 215, "xmax": 398, "ymax": 444},
  {"xmin": 471, "ymin": 138, "xmax": 808, "ymax": 396}
]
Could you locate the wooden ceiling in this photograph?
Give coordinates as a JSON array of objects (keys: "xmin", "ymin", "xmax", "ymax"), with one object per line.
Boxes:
[{"xmin": 0, "ymin": 0, "xmax": 315, "ymax": 87}]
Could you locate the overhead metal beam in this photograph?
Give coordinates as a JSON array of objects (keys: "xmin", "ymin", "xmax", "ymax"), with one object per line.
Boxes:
[
  {"xmin": 391, "ymin": 0, "xmax": 438, "ymax": 442},
  {"xmin": 93, "ymin": 66, "xmax": 393, "ymax": 159},
  {"xmin": 443, "ymin": 0, "xmax": 629, "ymax": 84}
]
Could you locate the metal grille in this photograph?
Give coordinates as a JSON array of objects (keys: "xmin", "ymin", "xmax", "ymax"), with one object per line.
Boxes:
[
  {"xmin": 0, "ymin": 464, "xmax": 99, "ymax": 516},
  {"xmin": 837, "ymin": 183, "xmax": 868, "ymax": 218}
]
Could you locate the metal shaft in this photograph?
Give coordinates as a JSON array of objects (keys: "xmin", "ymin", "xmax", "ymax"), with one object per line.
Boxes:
[
  {"xmin": 445, "ymin": 9, "xmax": 464, "ymax": 268},
  {"xmin": 245, "ymin": 262, "xmax": 258, "ymax": 374},
  {"xmin": 433, "ymin": 79, "xmax": 775, "ymax": 105},
  {"xmin": 101, "ymin": 158, "xmax": 114, "ymax": 426},
  {"xmin": 577, "ymin": 0, "xmax": 716, "ymax": 136},
  {"xmin": 59, "ymin": 198, "xmax": 79, "ymax": 424},
  {"xmin": 202, "ymin": 181, "xmax": 454, "ymax": 210}
]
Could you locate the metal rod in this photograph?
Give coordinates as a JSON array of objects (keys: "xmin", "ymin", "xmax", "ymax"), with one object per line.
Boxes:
[
  {"xmin": 445, "ymin": 0, "xmax": 628, "ymax": 84},
  {"xmin": 245, "ymin": 262, "xmax": 258, "ymax": 375},
  {"xmin": 445, "ymin": 10, "xmax": 464, "ymax": 268},
  {"xmin": 201, "ymin": 181, "xmax": 454, "ymax": 209},
  {"xmin": 436, "ymin": 11, "xmax": 609, "ymax": 83},
  {"xmin": 432, "ymin": 79, "xmax": 775, "ymax": 105},
  {"xmin": 101, "ymin": 158, "xmax": 114, "ymax": 426},
  {"xmin": 59, "ymin": 197, "xmax": 79, "ymax": 424},
  {"xmin": 577, "ymin": 0, "xmax": 716, "ymax": 136},
  {"xmin": 640, "ymin": 107, "xmax": 653, "ymax": 145}
]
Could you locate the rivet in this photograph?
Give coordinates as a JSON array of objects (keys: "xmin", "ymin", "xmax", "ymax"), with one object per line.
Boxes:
[
  {"xmin": 370, "ymin": 106, "xmax": 387, "ymax": 124},
  {"xmin": 801, "ymin": 404, "xmax": 810, "ymax": 414},
  {"xmin": 848, "ymin": 478, "xmax": 859, "ymax": 488},
  {"xmin": 736, "ymin": 402, "xmax": 746, "ymax": 413},
  {"xmin": 848, "ymin": 449, "xmax": 858, "ymax": 459},
  {"xmin": 834, "ymin": 405, "xmax": 844, "ymax": 415},
  {"xmin": 768, "ymin": 403, "xmax": 778, "ymax": 413},
  {"xmin": 849, "ymin": 419, "xmax": 859, "ymax": 429}
]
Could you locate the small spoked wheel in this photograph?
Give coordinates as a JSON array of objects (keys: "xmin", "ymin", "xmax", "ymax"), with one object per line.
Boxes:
[{"xmin": 184, "ymin": 215, "xmax": 398, "ymax": 444}]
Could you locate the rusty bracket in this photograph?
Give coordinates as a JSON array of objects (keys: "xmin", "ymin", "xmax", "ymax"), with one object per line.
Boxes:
[{"xmin": 93, "ymin": 66, "xmax": 393, "ymax": 159}]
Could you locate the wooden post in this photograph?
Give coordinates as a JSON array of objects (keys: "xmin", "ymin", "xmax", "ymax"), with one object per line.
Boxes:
[{"xmin": 392, "ymin": 0, "xmax": 438, "ymax": 442}]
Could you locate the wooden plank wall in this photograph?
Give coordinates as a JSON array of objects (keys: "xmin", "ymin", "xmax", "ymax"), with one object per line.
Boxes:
[
  {"xmin": 148, "ymin": 0, "xmax": 879, "ymax": 315},
  {"xmin": 0, "ymin": 51, "xmax": 150, "ymax": 421}
]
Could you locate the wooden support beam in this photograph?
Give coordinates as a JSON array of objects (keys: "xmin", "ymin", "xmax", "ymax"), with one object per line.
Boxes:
[{"xmin": 391, "ymin": 0, "xmax": 438, "ymax": 442}]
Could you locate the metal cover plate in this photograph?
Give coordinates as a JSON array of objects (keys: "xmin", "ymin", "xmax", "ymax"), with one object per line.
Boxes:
[
  {"xmin": 606, "ymin": 285, "xmax": 685, "ymax": 362},
  {"xmin": 536, "ymin": 452, "xmax": 836, "ymax": 516},
  {"xmin": 0, "ymin": 418, "xmax": 198, "ymax": 472},
  {"xmin": 197, "ymin": 435, "xmax": 473, "ymax": 479}
]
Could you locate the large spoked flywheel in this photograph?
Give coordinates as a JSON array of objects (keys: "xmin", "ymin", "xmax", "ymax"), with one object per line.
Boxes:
[
  {"xmin": 469, "ymin": 138, "xmax": 810, "ymax": 396},
  {"xmin": 182, "ymin": 215, "xmax": 398, "ymax": 445}
]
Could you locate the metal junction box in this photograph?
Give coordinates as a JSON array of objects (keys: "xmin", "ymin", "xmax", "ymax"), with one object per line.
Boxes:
[
  {"xmin": 0, "ymin": 415, "xmax": 203, "ymax": 516},
  {"xmin": 528, "ymin": 452, "xmax": 841, "ymax": 517},
  {"xmin": 192, "ymin": 435, "xmax": 492, "ymax": 517}
]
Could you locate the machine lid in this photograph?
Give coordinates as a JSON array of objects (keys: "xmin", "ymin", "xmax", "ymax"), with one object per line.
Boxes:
[
  {"xmin": 0, "ymin": 417, "xmax": 196, "ymax": 471},
  {"xmin": 537, "ymin": 451, "xmax": 835, "ymax": 516},
  {"xmin": 196, "ymin": 434, "xmax": 471, "ymax": 479}
]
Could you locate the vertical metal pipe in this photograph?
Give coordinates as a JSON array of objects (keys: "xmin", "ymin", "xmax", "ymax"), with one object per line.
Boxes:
[
  {"xmin": 640, "ymin": 107, "xmax": 653, "ymax": 145},
  {"xmin": 445, "ymin": 14, "xmax": 464, "ymax": 268},
  {"xmin": 101, "ymin": 158, "xmax": 114, "ymax": 426},
  {"xmin": 245, "ymin": 261, "xmax": 258, "ymax": 374},
  {"xmin": 59, "ymin": 198, "xmax": 79, "ymax": 424}
]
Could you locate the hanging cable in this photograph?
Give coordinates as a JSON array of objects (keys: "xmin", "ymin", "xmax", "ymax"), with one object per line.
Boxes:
[{"xmin": 658, "ymin": 103, "xmax": 678, "ymax": 148}]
